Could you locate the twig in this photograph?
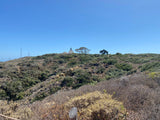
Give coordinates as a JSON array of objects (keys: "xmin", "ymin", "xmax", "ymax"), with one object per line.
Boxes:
[{"xmin": 0, "ymin": 114, "xmax": 19, "ymax": 120}]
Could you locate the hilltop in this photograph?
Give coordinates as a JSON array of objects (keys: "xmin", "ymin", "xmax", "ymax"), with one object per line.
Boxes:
[{"xmin": 0, "ymin": 53, "xmax": 160, "ymax": 120}]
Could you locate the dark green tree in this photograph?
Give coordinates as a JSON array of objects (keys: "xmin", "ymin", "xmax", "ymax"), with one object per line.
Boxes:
[{"xmin": 100, "ymin": 49, "xmax": 108, "ymax": 55}]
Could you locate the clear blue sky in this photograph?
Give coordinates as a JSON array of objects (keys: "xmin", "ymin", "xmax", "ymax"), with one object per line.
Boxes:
[{"xmin": 0, "ymin": 0, "xmax": 160, "ymax": 61}]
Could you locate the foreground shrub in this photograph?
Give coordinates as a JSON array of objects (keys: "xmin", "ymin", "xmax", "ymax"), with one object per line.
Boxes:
[
  {"xmin": 0, "ymin": 100, "xmax": 33, "ymax": 120},
  {"xmin": 65, "ymin": 91, "xmax": 127, "ymax": 120}
]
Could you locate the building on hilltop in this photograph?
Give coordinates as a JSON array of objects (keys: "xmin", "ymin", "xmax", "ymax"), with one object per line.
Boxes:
[{"xmin": 68, "ymin": 48, "xmax": 74, "ymax": 54}]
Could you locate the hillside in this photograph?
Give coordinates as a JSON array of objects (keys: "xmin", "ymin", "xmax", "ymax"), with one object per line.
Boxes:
[{"xmin": 0, "ymin": 53, "xmax": 160, "ymax": 120}]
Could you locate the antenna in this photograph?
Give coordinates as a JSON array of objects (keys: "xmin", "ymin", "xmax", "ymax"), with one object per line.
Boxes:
[
  {"xmin": 20, "ymin": 48, "xmax": 22, "ymax": 58},
  {"xmin": 28, "ymin": 52, "xmax": 30, "ymax": 57}
]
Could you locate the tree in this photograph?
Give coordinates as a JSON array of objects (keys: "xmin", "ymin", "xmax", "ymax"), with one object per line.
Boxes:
[
  {"xmin": 75, "ymin": 47, "xmax": 90, "ymax": 54},
  {"xmin": 100, "ymin": 49, "xmax": 108, "ymax": 55}
]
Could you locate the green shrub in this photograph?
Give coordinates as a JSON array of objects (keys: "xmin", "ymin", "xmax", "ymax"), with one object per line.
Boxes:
[
  {"xmin": 22, "ymin": 77, "xmax": 40, "ymax": 88},
  {"xmin": 116, "ymin": 53, "xmax": 122, "ymax": 55},
  {"xmin": 59, "ymin": 54, "xmax": 72, "ymax": 61},
  {"xmin": 105, "ymin": 69, "xmax": 126, "ymax": 80},
  {"xmin": 0, "ymin": 63, "xmax": 4, "ymax": 69},
  {"xmin": 67, "ymin": 59, "xmax": 78, "ymax": 66},
  {"xmin": 103, "ymin": 59, "xmax": 117, "ymax": 65},
  {"xmin": 141, "ymin": 62, "xmax": 160, "ymax": 72},
  {"xmin": 61, "ymin": 77, "xmax": 74, "ymax": 87},
  {"xmin": 65, "ymin": 69, "xmax": 75, "ymax": 76},
  {"xmin": 126, "ymin": 57, "xmax": 150, "ymax": 64},
  {"xmin": 58, "ymin": 59, "xmax": 65, "ymax": 64},
  {"xmin": 127, "ymin": 69, "xmax": 137, "ymax": 75},
  {"xmin": 38, "ymin": 72, "xmax": 48, "ymax": 81},
  {"xmin": 0, "ymin": 89, "xmax": 7, "ymax": 99},
  {"xmin": 16, "ymin": 92, "xmax": 25, "ymax": 100},
  {"xmin": 79, "ymin": 55, "xmax": 91, "ymax": 64},
  {"xmin": 2, "ymin": 77, "xmax": 40, "ymax": 100},
  {"xmin": 92, "ymin": 75, "xmax": 100, "ymax": 82},
  {"xmin": 76, "ymin": 72, "xmax": 92, "ymax": 84},
  {"xmin": 5, "ymin": 81, "xmax": 24, "ymax": 100},
  {"xmin": 52, "ymin": 65, "xmax": 59, "ymax": 70},
  {"xmin": 88, "ymin": 61, "xmax": 100, "ymax": 66},
  {"xmin": 49, "ymin": 87, "xmax": 61, "ymax": 94},
  {"xmin": 73, "ymin": 70, "xmax": 93, "ymax": 88},
  {"xmin": 115, "ymin": 63, "xmax": 132, "ymax": 71},
  {"xmin": 32, "ymin": 92, "xmax": 48, "ymax": 102},
  {"xmin": 96, "ymin": 67, "xmax": 105, "ymax": 74},
  {"xmin": 0, "ymin": 72, "xmax": 4, "ymax": 78}
]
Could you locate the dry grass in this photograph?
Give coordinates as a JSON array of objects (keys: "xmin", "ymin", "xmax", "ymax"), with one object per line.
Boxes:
[{"xmin": 0, "ymin": 100, "xmax": 32, "ymax": 120}]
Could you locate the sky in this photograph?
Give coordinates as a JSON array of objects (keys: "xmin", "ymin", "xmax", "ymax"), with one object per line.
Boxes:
[{"xmin": 0, "ymin": 0, "xmax": 160, "ymax": 61}]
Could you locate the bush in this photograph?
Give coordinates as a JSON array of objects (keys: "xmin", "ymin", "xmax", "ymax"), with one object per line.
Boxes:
[
  {"xmin": 0, "ymin": 72, "xmax": 4, "ymax": 78},
  {"xmin": 16, "ymin": 92, "xmax": 25, "ymax": 100},
  {"xmin": 59, "ymin": 54, "xmax": 72, "ymax": 61},
  {"xmin": 148, "ymin": 72, "xmax": 160, "ymax": 78},
  {"xmin": 32, "ymin": 92, "xmax": 48, "ymax": 102},
  {"xmin": 65, "ymin": 91, "xmax": 127, "ymax": 120},
  {"xmin": 115, "ymin": 63, "xmax": 132, "ymax": 71},
  {"xmin": 1, "ymin": 77, "xmax": 40, "ymax": 100},
  {"xmin": 96, "ymin": 66, "xmax": 105, "ymax": 74},
  {"xmin": 58, "ymin": 59, "xmax": 65, "ymax": 64},
  {"xmin": 124, "ymin": 85, "xmax": 154, "ymax": 111},
  {"xmin": 141, "ymin": 62, "xmax": 160, "ymax": 72},
  {"xmin": 69, "ymin": 70, "xmax": 93, "ymax": 88},
  {"xmin": 0, "ymin": 63, "xmax": 4, "ymax": 70},
  {"xmin": 65, "ymin": 69, "xmax": 75, "ymax": 76},
  {"xmin": 61, "ymin": 77, "xmax": 74, "ymax": 87},
  {"xmin": 49, "ymin": 87, "xmax": 61, "ymax": 94},
  {"xmin": 127, "ymin": 69, "xmax": 137, "ymax": 75},
  {"xmin": 0, "ymin": 89, "xmax": 7, "ymax": 99},
  {"xmin": 103, "ymin": 59, "xmax": 117, "ymax": 65},
  {"xmin": 127, "ymin": 57, "xmax": 150, "ymax": 64},
  {"xmin": 88, "ymin": 61, "xmax": 100, "ymax": 67},
  {"xmin": 116, "ymin": 53, "xmax": 122, "ymax": 55},
  {"xmin": 78, "ymin": 55, "xmax": 91, "ymax": 64},
  {"xmin": 38, "ymin": 72, "xmax": 48, "ymax": 81},
  {"xmin": 22, "ymin": 77, "xmax": 40, "ymax": 88},
  {"xmin": 76, "ymin": 71, "xmax": 92, "ymax": 84},
  {"xmin": 105, "ymin": 69, "xmax": 126, "ymax": 80},
  {"xmin": 67, "ymin": 59, "xmax": 78, "ymax": 66},
  {"xmin": 5, "ymin": 81, "xmax": 24, "ymax": 100},
  {"xmin": 92, "ymin": 75, "xmax": 100, "ymax": 82}
]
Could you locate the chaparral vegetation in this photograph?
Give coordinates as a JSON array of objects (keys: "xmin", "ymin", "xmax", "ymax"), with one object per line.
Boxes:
[{"xmin": 0, "ymin": 52, "xmax": 160, "ymax": 120}]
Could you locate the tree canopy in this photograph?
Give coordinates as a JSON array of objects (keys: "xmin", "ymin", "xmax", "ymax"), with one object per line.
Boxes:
[
  {"xmin": 75, "ymin": 47, "xmax": 90, "ymax": 54},
  {"xmin": 100, "ymin": 49, "xmax": 108, "ymax": 55}
]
